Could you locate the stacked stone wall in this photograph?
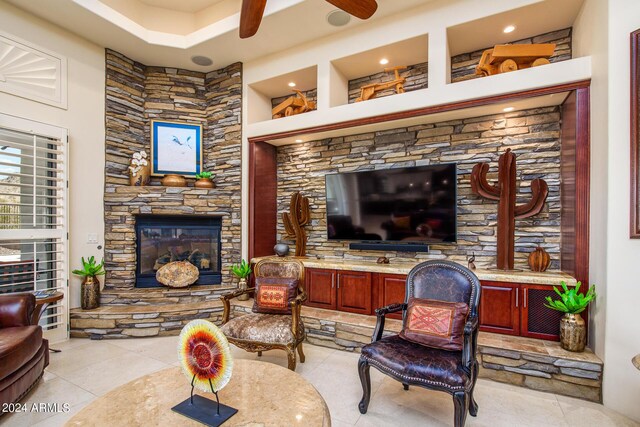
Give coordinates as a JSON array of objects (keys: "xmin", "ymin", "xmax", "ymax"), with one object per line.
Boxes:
[
  {"xmin": 104, "ymin": 49, "xmax": 242, "ymax": 292},
  {"xmin": 276, "ymin": 106, "xmax": 563, "ymax": 269}
]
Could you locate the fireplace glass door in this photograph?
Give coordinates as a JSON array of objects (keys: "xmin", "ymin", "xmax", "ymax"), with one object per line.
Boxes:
[{"xmin": 135, "ymin": 216, "xmax": 222, "ymax": 287}]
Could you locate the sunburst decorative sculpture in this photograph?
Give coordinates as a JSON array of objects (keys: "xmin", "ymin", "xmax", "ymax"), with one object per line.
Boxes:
[{"xmin": 172, "ymin": 320, "xmax": 237, "ymax": 426}]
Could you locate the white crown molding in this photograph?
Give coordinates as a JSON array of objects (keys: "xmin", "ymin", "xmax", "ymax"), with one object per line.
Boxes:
[{"xmin": 0, "ymin": 31, "xmax": 68, "ymax": 109}]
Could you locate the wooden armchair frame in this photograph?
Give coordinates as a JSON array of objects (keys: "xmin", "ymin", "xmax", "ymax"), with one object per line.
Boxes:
[{"xmin": 220, "ymin": 257, "xmax": 307, "ymax": 370}]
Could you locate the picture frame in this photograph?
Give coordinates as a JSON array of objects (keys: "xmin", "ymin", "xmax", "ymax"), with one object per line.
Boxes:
[
  {"xmin": 631, "ymin": 29, "xmax": 640, "ymax": 237},
  {"xmin": 150, "ymin": 120, "xmax": 203, "ymax": 177}
]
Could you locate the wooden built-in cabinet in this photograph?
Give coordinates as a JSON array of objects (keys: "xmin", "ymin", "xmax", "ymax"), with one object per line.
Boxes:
[
  {"xmin": 305, "ymin": 268, "xmax": 372, "ymax": 314},
  {"xmin": 305, "ymin": 267, "xmax": 573, "ymax": 341},
  {"xmin": 479, "ymin": 282, "xmax": 577, "ymax": 341},
  {"xmin": 372, "ymin": 273, "xmax": 407, "ymax": 320}
]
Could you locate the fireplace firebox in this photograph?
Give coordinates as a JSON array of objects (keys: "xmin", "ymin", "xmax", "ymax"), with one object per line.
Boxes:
[{"xmin": 135, "ymin": 215, "xmax": 222, "ymax": 288}]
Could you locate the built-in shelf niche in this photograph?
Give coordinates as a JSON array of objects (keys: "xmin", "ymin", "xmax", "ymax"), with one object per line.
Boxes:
[
  {"xmin": 446, "ymin": 0, "xmax": 584, "ymax": 84},
  {"xmin": 329, "ymin": 34, "xmax": 428, "ymax": 107},
  {"xmin": 247, "ymin": 65, "xmax": 317, "ymax": 124}
]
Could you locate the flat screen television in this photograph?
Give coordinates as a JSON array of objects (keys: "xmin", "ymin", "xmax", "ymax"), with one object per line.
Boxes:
[{"xmin": 325, "ymin": 163, "xmax": 457, "ymax": 243}]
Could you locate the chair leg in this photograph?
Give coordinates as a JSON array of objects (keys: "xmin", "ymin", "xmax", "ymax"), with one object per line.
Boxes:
[
  {"xmin": 357, "ymin": 358, "xmax": 371, "ymax": 414},
  {"xmin": 469, "ymin": 361, "xmax": 479, "ymax": 417},
  {"xmin": 286, "ymin": 348, "xmax": 297, "ymax": 371},
  {"xmin": 297, "ymin": 343, "xmax": 306, "ymax": 363},
  {"xmin": 453, "ymin": 391, "xmax": 469, "ymax": 427},
  {"xmin": 257, "ymin": 351, "xmax": 262, "ymax": 357},
  {"xmin": 403, "ymin": 383, "xmax": 409, "ymax": 391}
]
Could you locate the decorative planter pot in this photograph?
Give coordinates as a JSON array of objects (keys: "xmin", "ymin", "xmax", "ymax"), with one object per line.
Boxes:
[
  {"xmin": 161, "ymin": 174, "xmax": 187, "ymax": 187},
  {"xmin": 81, "ymin": 275, "xmax": 100, "ymax": 310},
  {"xmin": 274, "ymin": 243, "xmax": 290, "ymax": 257},
  {"xmin": 559, "ymin": 313, "xmax": 586, "ymax": 352},
  {"xmin": 237, "ymin": 277, "xmax": 250, "ymax": 301},
  {"xmin": 528, "ymin": 246, "xmax": 551, "ymax": 272},
  {"xmin": 129, "ymin": 165, "xmax": 150, "ymax": 186},
  {"xmin": 195, "ymin": 178, "xmax": 215, "ymax": 189}
]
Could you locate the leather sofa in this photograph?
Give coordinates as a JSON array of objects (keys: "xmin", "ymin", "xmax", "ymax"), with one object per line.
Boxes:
[{"xmin": 0, "ymin": 293, "xmax": 49, "ymax": 407}]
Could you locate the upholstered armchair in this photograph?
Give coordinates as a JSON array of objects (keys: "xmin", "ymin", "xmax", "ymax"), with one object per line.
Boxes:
[
  {"xmin": 220, "ymin": 258, "xmax": 307, "ymax": 370},
  {"xmin": 357, "ymin": 260, "xmax": 481, "ymax": 427}
]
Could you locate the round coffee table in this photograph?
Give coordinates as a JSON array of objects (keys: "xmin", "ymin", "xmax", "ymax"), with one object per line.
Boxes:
[{"xmin": 66, "ymin": 359, "xmax": 331, "ymax": 426}]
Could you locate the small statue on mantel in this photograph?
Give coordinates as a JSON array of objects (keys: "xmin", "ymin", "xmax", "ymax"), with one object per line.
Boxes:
[
  {"xmin": 467, "ymin": 253, "xmax": 476, "ymax": 270},
  {"xmin": 282, "ymin": 192, "xmax": 310, "ymax": 257}
]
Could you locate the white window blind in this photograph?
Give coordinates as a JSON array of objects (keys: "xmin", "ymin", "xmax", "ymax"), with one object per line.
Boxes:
[{"xmin": 0, "ymin": 114, "xmax": 68, "ymax": 342}]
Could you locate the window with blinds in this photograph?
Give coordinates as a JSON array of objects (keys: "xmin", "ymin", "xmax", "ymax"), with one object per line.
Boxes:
[{"xmin": 0, "ymin": 115, "xmax": 67, "ymax": 340}]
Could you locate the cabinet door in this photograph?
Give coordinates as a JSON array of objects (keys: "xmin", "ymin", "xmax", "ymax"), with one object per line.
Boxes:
[
  {"xmin": 521, "ymin": 284, "xmax": 574, "ymax": 341},
  {"xmin": 337, "ymin": 271, "xmax": 372, "ymax": 315},
  {"xmin": 305, "ymin": 268, "xmax": 337, "ymax": 310},
  {"xmin": 479, "ymin": 281, "xmax": 520, "ymax": 336},
  {"xmin": 374, "ymin": 273, "xmax": 406, "ymax": 320}
]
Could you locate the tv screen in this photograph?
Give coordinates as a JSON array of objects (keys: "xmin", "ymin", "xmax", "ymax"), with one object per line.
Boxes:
[{"xmin": 325, "ymin": 163, "xmax": 457, "ymax": 243}]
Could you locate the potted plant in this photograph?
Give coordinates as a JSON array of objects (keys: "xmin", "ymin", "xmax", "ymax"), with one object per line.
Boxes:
[
  {"xmin": 72, "ymin": 256, "xmax": 106, "ymax": 310},
  {"xmin": 195, "ymin": 171, "xmax": 215, "ymax": 188},
  {"xmin": 545, "ymin": 281, "xmax": 596, "ymax": 352},
  {"xmin": 230, "ymin": 259, "xmax": 252, "ymax": 301}
]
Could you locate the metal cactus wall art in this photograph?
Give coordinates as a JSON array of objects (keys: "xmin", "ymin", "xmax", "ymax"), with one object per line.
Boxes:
[
  {"xmin": 282, "ymin": 192, "xmax": 310, "ymax": 257},
  {"xmin": 471, "ymin": 149, "xmax": 549, "ymax": 270}
]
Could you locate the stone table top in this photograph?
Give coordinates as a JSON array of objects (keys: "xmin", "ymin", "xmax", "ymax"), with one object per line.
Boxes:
[
  {"xmin": 252, "ymin": 256, "xmax": 577, "ymax": 286},
  {"xmin": 65, "ymin": 359, "xmax": 331, "ymax": 427}
]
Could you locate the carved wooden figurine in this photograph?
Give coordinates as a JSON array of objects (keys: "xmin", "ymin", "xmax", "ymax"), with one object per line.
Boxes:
[
  {"xmin": 475, "ymin": 43, "xmax": 556, "ymax": 77},
  {"xmin": 356, "ymin": 66, "xmax": 407, "ymax": 102},
  {"xmin": 272, "ymin": 90, "xmax": 316, "ymax": 119},
  {"xmin": 471, "ymin": 149, "xmax": 549, "ymax": 270},
  {"xmin": 282, "ymin": 192, "xmax": 310, "ymax": 257}
]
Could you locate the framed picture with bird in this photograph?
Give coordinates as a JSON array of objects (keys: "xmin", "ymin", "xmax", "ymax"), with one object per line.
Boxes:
[{"xmin": 150, "ymin": 120, "xmax": 203, "ymax": 177}]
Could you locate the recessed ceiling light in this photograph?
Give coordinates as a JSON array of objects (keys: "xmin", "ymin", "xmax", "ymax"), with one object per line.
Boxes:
[
  {"xmin": 503, "ymin": 107, "xmax": 515, "ymax": 112},
  {"xmin": 288, "ymin": 82, "xmax": 296, "ymax": 87},
  {"xmin": 191, "ymin": 55, "xmax": 213, "ymax": 66},
  {"xmin": 503, "ymin": 25, "xmax": 516, "ymax": 34},
  {"xmin": 295, "ymin": 139, "xmax": 303, "ymax": 143},
  {"xmin": 379, "ymin": 58, "xmax": 389, "ymax": 65},
  {"xmin": 327, "ymin": 9, "xmax": 351, "ymax": 27}
]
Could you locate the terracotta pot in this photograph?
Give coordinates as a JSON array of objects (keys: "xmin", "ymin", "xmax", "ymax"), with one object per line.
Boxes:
[
  {"xmin": 194, "ymin": 178, "xmax": 215, "ymax": 189},
  {"xmin": 129, "ymin": 164, "xmax": 150, "ymax": 186},
  {"xmin": 560, "ymin": 313, "xmax": 586, "ymax": 352},
  {"xmin": 528, "ymin": 246, "xmax": 550, "ymax": 272},
  {"xmin": 237, "ymin": 277, "xmax": 250, "ymax": 301},
  {"xmin": 81, "ymin": 275, "xmax": 100, "ymax": 310},
  {"xmin": 161, "ymin": 174, "xmax": 187, "ymax": 187}
]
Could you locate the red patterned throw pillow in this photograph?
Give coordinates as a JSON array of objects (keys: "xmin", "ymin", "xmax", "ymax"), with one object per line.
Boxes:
[
  {"xmin": 252, "ymin": 277, "xmax": 298, "ymax": 315},
  {"xmin": 399, "ymin": 298, "xmax": 469, "ymax": 350}
]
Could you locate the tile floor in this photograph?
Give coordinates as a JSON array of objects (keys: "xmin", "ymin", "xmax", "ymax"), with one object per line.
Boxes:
[{"xmin": 2, "ymin": 337, "xmax": 637, "ymax": 427}]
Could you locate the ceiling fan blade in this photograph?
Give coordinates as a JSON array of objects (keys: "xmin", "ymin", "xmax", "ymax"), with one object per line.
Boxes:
[
  {"xmin": 240, "ymin": 0, "xmax": 267, "ymax": 39},
  {"xmin": 325, "ymin": 0, "xmax": 378, "ymax": 20}
]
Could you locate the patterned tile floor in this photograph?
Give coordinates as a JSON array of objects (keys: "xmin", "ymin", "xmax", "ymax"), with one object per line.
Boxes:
[{"xmin": 2, "ymin": 337, "xmax": 637, "ymax": 427}]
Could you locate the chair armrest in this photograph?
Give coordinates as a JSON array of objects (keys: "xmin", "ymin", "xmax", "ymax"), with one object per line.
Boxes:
[
  {"xmin": 372, "ymin": 303, "xmax": 407, "ymax": 343},
  {"xmin": 0, "ymin": 293, "xmax": 35, "ymax": 327},
  {"xmin": 219, "ymin": 288, "xmax": 255, "ymax": 325},
  {"xmin": 290, "ymin": 290, "xmax": 307, "ymax": 338},
  {"xmin": 462, "ymin": 316, "xmax": 479, "ymax": 369}
]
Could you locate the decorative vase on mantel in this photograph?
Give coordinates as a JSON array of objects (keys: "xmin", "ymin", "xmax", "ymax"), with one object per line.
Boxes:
[
  {"xmin": 559, "ymin": 313, "xmax": 586, "ymax": 352},
  {"xmin": 161, "ymin": 174, "xmax": 187, "ymax": 187},
  {"xmin": 81, "ymin": 275, "xmax": 100, "ymax": 310},
  {"xmin": 195, "ymin": 178, "xmax": 215, "ymax": 189},
  {"xmin": 129, "ymin": 164, "xmax": 150, "ymax": 186}
]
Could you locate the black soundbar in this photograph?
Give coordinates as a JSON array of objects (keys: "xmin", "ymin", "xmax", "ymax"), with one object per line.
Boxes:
[{"xmin": 349, "ymin": 242, "xmax": 430, "ymax": 253}]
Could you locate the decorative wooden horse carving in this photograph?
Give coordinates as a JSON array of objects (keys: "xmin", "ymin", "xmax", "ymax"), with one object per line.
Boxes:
[
  {"xmin": 282, "ymin": 192, "xmax": 310, "ymax": 257},
  {"xmin": 471, "ymin": 149, "xmax": 548, "ymax": 270}
]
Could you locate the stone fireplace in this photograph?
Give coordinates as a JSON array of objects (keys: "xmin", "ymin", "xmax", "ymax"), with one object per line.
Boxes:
[{"xmin": 135, "ymin": 215, "xmax": 222, "ymax": 288}]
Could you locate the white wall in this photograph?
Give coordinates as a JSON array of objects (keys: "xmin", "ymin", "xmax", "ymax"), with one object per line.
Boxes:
[
  {"xmin": 601, "ymin": 0, "xmax": 640, "ymax": 421},
  {"xmin": 0, "ymin": 1, "xmax": 105, "ymax": 309},
  {"xmin": 573, "ymin": 0, "xmax": 609, "ymax": 360}
]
